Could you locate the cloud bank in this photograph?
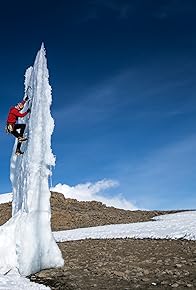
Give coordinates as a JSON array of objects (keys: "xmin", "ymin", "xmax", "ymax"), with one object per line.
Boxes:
[
  {"xmin": 51, "ymin": 179, "xmax": 137, "ymax": 210},
  {"xmin": 0, "ymin": 192, "xmax": 12, "ymax": 204}
]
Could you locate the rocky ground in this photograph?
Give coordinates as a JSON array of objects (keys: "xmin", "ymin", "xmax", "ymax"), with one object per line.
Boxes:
[
  {"xmin": 31, "ymin": 239, "xmax": 196, "ymax": 290},
  {"xmin": 0, "ymin": 192, "xmax": 195, "ymax": 289}
]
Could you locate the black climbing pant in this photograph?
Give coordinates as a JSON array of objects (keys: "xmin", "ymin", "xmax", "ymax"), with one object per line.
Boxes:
[
  {"xmin": 7, "ymin": 123, "xmax": 26, "ymax": 151},
  {"xmin": 10, "ymin": 124, "xmax": 26, "ymax": 138}
]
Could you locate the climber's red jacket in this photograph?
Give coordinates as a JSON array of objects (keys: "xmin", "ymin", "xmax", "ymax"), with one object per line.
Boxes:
[{"xmin": 7, "ymin": 101, "xmax": 28, "ymax": 124}]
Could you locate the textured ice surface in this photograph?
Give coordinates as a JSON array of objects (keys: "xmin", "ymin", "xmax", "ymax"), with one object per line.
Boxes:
[{"xmin": 0, "ymin": 44, "xmax": 64, "ymax": 276}]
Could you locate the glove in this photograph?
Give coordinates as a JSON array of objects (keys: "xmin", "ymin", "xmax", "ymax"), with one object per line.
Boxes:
[
  {"xmin": 27, "ymin": 108, "xmax": 31, "ymax": 113},
  {"xmin": 24, "ymin": 96, "xmax": 29, "ymax": 101}
]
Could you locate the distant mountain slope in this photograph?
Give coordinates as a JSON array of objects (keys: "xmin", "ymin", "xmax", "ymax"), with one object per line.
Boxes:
[{"xmin": 0, "ymin": 192, "xmax": 183, "ymax": 231}]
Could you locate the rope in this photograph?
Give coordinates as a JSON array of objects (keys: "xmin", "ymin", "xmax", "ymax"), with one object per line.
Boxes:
[{"xmin": 49, "ymin": 165, "xmax": 53, "ymax": 188}]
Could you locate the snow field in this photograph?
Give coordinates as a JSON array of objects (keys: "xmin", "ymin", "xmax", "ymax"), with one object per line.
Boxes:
[{"xmin": 54, "ymin": 210, "xmax": 196, "ymax": 242}]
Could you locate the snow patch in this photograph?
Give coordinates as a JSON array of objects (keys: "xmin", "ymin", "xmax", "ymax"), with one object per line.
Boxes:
[
  {"xmin": 54, "ymin": 211, "xmax": 196, "ymax": 242},
  {"xmin": 0, "ymin": 269, "xmax": 50, "ymax": 289}
]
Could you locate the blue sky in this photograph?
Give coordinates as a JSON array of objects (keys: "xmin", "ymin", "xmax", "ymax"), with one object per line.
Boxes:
[{"xmin": 0, "ymin": 0, "xmax": 196, "ymax": 210}]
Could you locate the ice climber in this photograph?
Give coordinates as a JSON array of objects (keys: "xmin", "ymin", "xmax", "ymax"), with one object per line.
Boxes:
[{"xmin": 6, "ymin": 97, "xmax": 30, "ymax": 155}]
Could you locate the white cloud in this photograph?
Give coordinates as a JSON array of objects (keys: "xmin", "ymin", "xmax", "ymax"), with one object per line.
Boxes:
[
  {"xmin": 51, "ymin": 179, "xmax": 137, "ymax": 210},
  {"xmin": 0, "ymin": 193, "xmax": 12, "ymax": 204}
]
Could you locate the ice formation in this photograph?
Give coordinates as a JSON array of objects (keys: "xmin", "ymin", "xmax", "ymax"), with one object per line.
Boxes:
[{"xmin": 0, "ymin": 44, "xmax": 64, "ymax": 276}]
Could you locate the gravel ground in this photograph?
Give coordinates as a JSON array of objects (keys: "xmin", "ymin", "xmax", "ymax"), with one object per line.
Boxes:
[{"xmin": 31, "ymin": 239, "xmax": 196, "ymax": 290}]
